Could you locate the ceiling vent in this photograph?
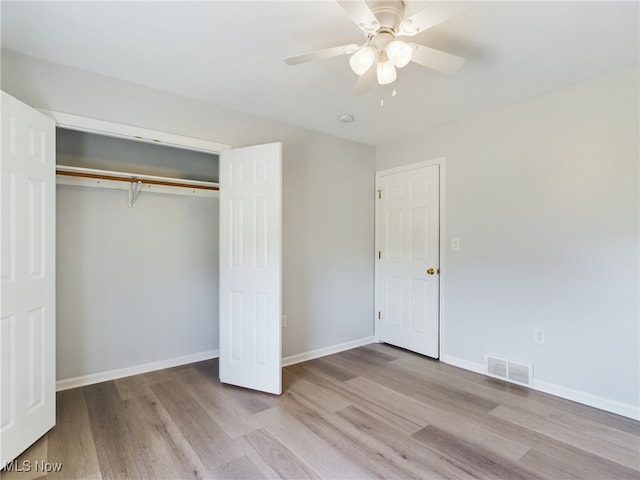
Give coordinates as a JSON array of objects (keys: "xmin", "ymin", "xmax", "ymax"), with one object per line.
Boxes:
[{"xmin": 485, "ymin": 355, "xmax": 532, "ymax": 387}]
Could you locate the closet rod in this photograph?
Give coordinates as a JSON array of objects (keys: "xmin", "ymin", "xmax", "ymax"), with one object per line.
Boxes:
[{"xmin": 56, "ymin": 168, "xmax": 219, "ymax": 191}]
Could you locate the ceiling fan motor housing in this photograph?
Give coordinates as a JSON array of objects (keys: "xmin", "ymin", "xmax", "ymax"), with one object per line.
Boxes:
[{"xmin": 368, "ymin": 0, "xmax": 405, "ymax": 32}]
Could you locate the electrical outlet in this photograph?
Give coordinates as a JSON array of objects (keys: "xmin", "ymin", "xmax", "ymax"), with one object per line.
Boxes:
[
  {"xmin": 534, "ymin": 328, "xmax": 544, "ymax": 344},
  {"xmin": 451, "ymin": 238, "xmax": 461, "ymax": 251},
  {"xmin": 282, "ymin": 315, "xmax": 287, "ymax": 328}
]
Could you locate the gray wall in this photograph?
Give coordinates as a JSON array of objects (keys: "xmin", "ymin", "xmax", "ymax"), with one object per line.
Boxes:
[
  {"xmin": 56, "ymin": 186, "xmax": 219, "ymax": 379},
  {"xmin": 57, "ymin": 128, "xmax": 220, "ymax": 181},
  {"xmin": 2, "ymin": 50, "xmax": 376, "ymax": 379},
  {"xmin": 377, "ymin": 66, "xmax": 639, "ymax": 412}
]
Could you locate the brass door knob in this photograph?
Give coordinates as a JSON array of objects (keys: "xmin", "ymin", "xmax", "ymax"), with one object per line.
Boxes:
[{"xmin": 426, "ymin": 268, "xmax": 439, "ymax": 275}]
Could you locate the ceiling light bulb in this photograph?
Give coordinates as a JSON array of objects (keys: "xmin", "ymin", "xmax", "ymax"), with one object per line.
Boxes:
[
  {"xmin": 349, "ymin": 46, "xmax": 376, "ymax": 75},
  {"xmin": 377, "ymin": 60, "xmax": 397, "ymax": 85},
  {"xmin": 386, "ymin": 40, "xmax": 413, "ymax": 68}
]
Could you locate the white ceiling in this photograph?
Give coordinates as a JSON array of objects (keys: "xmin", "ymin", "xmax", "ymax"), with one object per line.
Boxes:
[{"xmin": 2, "ymin": 1, "xmax": 638, "ymax": 146}]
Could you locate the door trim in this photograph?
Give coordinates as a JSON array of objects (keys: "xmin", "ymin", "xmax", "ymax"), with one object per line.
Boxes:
[
  {"xmin": 38, "ymin": 109, "xmax": 231, "ymax": 154},
  {"xmin": 374, "ymin": 157, "xmax": 446, "ymax": 358}
]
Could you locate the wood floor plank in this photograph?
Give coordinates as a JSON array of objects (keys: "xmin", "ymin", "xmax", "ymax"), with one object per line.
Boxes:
[
  {"xmin": 458, "ymin": 400, "xmax": 640, "ymax": 479},
  {"xmin": 479, "ymin": 377, "xmax": 640, "ymax": 435},
  {"xmin": 391, "ymin": 353, "xmax": 639, "ymax": 455},
  {"xmin": 366, "ymin": 342, "xmax": 485, "ymax": 383},
  {"xmin": 150, "ymin": 380, "xmax": 245, "ymax": 471},
  {"xmin": 491, "ymin": 404, "xmax": 640, "ymax": 470},
  {"xmin": 545, "ymin": 409, "xmax": 640, "ymax": 452},
  {"xmin": 336, "ymin": 345, "xmax": 399, "ymax": 365},
  {"xmin": 412, "ymin": 424, "xmax": 543, "ymax": 480},
  {"xmin": 173, "ymin": 365, "xmax": 265, "ymax": 439},
  {"xmin": 220, "ymin": 383, "xmax": 278, "ymax": 416},
  {"xmin": 113, "ymin": 366, "xmax": 182, "ymax": 401},
  {"xmin": 344, "ymin": 376, "xmax": 530, "ymax": 462},
  {"xmin": 331, "ymin": 404, "xmax": 481, "ymax": 480},
  {"xmin": 518, "ymin": 448, "xmax": 606, "ymax": 480},
  {"xmin": 282, "ymin": 369, "xmax": 352, "ymax": 413},
  {"xmin": 46, "ymin": 388, "xmax": 101, "ymax": 480},
  {"xmin": 13, "ymin": 343, "xmax": 638, "ymax": 480},
  {"xmin": 299, "ymin": 412, "xmax": 426, "ymax": 479},
  {"xmin": 286, "ymin": 357, "xmax": 359, "ymax": 383},
  {"xmin": 277, "ymin": 389, "xmax": 477, "ymax": 479},
  {"xmin": 193, "ymin": 358, "xmax": 279, "ymax": 415},
  {"xmin": 83, "ymin": 382, "xmax": 147, "ymax": 480},
  {"xmin": 84, "ymin": 382, "xmax": 206, "ymax": 479},
  {"xmin": 323, "ymin": 351, "xmax": 501, "ymax": 416},
  {"xmin": 215, "ymin": 455, "xmax": 268, "ymax": 480},
  {"xmin": 244, "ymin": 429, "xmax": 321, "ymax": 479},
  {"xmin": 287, "ymin": 361, "xmax": 424, "ymax": 434},
  {"xmin": 252, "ymin": 406, "xmax": 372, "ymax": 479},
  {"xmin": 343, "ymin": 376, "xmax": 433, "ymax": 427}
]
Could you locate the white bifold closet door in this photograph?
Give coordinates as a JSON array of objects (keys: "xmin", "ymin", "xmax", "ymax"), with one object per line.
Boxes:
[
  {"xmin": 219, "ymin": 143, "xmax": 282, "ymax": 395},
  {"xmin": 1, "ymin": 91, "xmax": 56, "ymax": 465}
]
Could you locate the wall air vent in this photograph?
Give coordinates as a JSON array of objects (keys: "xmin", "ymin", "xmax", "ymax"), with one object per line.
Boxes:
[{"xmin": 485, "ymin": 355, "xmax": 532, "ymax": 387}]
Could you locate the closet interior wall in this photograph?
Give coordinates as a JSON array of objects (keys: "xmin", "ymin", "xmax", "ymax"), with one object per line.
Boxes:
[{"xmin": 56, "ymin": 128, "xmax": 220, "ymax": 382}]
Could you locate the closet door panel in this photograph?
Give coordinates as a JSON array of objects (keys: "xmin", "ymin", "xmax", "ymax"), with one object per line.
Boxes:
[
  {"xmin": 219, "ymin": 142, "xmax": 282, "ymax": 395},
  {"xmin": 1, "ymin": 91, "xmax": 56, "ymax": 466}
]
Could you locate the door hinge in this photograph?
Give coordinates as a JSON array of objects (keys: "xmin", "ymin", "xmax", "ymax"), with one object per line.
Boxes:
[
  {"xmin": 377, "ymin": 311, "xmax": 381, "ymax": 320},
  {"xmin": 377, "ymin": 189, "xmax": 382, "ymax": 200},
  {"xmin": 378, "ymin": 250, "xmax": 381, "ymax": 260}
]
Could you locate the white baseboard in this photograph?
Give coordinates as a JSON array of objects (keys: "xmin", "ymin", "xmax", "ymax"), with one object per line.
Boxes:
[
  {"xmin": 56, "ymin": 349, "xmax": 219, "ymax": 391},
  {"xmin": 441, "ymin": 354, "xmax": 485, "ymax": 375},
  {"xmin": 55, "ymin": 336, "xmax": 377, "ymax": 391},
  {"xmin": 532, "ymin": 380, "xmax": 640, "ymax": 421},
  {"xmin": 441, "ymin": 354, "xmax": 639, "ymax": 421},
  {"xmin": 282, "ymin": 336, "xmax": 376, "ymax": 367}
]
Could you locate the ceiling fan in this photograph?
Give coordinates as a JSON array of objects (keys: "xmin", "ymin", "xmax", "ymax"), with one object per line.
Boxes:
[{"xmin": 285, "ymin": 0, "xmax": 468, "ymax": 95}]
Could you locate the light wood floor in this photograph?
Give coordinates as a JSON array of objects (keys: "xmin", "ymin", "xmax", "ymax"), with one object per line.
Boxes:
[{"xmin": 4, "ymin": 343, "xmax": 639, "ymax": 480}]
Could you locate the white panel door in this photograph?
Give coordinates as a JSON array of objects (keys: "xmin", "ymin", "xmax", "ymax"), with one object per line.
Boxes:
[
  {"xmin": 376, "ymin": 163, "xmax": 440, "ymax": 357},
  {"xmin": 1, "ymin": 92, "xmax": 56, "ymax": 465},
  {"xmin": 219, "ymin": 142, "xmax": 282, "ymax": 394}
]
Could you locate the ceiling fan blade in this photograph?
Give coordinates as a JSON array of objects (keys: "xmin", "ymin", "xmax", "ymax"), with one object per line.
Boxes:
[
  {"xmin": 285, "ymin": 44, "xmax": 359, "ymax": 65},
  {"xmin": 337, "ymin": 0, "xmax": 380, "ymax": 34},
  {"xmin": 409, "ymin": 43, "xmax": 465, "ymax": 74},
  {"xmin": 399, "ymin": 3, "xmax": 470, "ymax": 36},
  {"xmin": 353, "ymin": 63, "xmax": 376, "ymax": 96}
]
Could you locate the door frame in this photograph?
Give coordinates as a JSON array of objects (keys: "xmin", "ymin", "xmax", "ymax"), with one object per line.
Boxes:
[
  {"xmin": 40, "ymin": 110, "xmax": 231, "ymax": 392},
  {"xmin": 39, "ymin": 110, "xmax": 230, "ymax": 154},
  {"xmin": 374, "ymin": 157, "xmax": 446, "ymax": 358}
]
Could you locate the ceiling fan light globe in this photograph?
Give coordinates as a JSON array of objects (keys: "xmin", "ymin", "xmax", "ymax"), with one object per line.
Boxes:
[
  {"xmin": 386, "ymin": 40, "xmax": 412, "ymax": 68},
  {"xmin": 349, "ymin": 46, "xmax": 376, "ymax": 75},
  {"xmin": 377, "ymin": 60, "xmax": 397, "ymax": 85}
]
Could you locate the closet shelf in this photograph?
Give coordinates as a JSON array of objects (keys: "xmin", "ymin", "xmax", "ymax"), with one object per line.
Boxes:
[{"xmin": 56, "ymin": 165, "xmax": 219, "ymax": 207}]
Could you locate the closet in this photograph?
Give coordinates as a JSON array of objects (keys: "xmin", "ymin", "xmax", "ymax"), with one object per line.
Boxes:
[
  {"xmin": 48, "ymin": 113, "xmax": 283, "ymax": 398},
  {"xmin": 55, "ymin": 128, "xmax": 221, "ymax": 384},
  {"xmin": 2, "ymin": 95, "xmax": 282, "ymax": 465}
]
